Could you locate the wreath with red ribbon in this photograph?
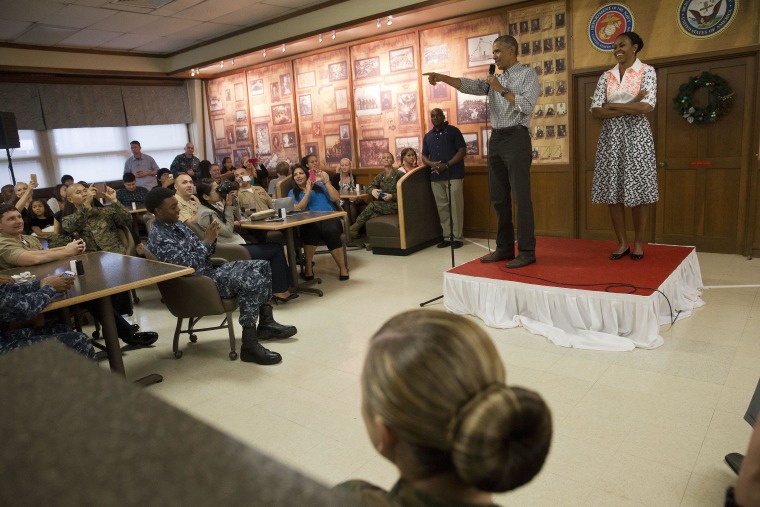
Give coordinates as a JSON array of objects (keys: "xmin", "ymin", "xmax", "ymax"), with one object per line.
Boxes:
[{"xmin": 673, "ymin": 71, "xmax": 734, "ymax": 124}]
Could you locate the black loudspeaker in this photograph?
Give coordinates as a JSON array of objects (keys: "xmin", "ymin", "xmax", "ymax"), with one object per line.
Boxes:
[{"xmin": 0, "ymin": 112, "xmax": 20, "ymax": 149}]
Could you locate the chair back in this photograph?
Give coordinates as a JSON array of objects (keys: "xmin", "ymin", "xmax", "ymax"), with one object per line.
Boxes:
[
  {"xmin": 116, "ymin": 225, "xmax": 137, "ymax": 256},
  {"xmin": 276, "ymin": 175, "xmax": 294, "ymax": 199},
  {"xmin": 144, "ymin": 213, "xmax": 155, "ymax": 233},
  {"xmin": 185, "ymin": 221, "xmax": 205, "ymax": 239}
]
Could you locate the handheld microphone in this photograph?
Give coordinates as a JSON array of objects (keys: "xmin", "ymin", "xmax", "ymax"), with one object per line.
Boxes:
[{"xmin": 486, "ymin": 64, "xmax": 496, "ymax": 93}]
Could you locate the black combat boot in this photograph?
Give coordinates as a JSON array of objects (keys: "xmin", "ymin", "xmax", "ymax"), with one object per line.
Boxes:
[
  {"xmin": 240, "ymin": 326, "xmax": 282, "ymax": 365},
  {"xmin": 257, "ymin": 304, "xmax": 297, "ymax": 340}
]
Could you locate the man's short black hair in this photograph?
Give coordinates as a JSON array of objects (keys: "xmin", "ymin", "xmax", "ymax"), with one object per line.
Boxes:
[
  {"xmin": 122, "ymin": 172, "xmax": 136, "ymax": 183},
  {"xmin": 61, "ymin": 174, "xmax": 74, "ymax": 184},
  {"xmin": 145, "ymin": 187, "xmax": 175, "ymax": 215},
  {"xmin": 130, "ymin": 140, "xmax": 141, "ymax": 147}
]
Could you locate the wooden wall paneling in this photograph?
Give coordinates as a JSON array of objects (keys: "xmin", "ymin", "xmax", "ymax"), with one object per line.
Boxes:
[{"xmin": 531, "ymin": 165, "xmax": 573, "ymax": 236}]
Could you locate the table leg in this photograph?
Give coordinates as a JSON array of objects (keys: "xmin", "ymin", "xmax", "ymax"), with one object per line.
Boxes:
[
  {"xmin": 286, "ymin": 228, "xmax": 322, "ymax": 297},
  {"xmin": 97, "ymin": 296, "xmax": 126, "ymax": 377}
]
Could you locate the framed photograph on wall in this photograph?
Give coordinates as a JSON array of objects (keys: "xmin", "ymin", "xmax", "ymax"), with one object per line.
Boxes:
[
  {"xmin": 213, "ymin": 119, "xmax": 225, "ymax": 140},
  {"xmin": 270, "ymin": 83, "xmax": 280, "ymax": 102},
  {"xmin": 389, "ymin": 47, "xmax": 414, "ymax": 72},
  {"xmin": 234, "ymin": 82, "xmax": 245, "ymax": 101},
  {"xmin": 329, "ymin": 61, "xmax": 348, "ymax": 82},
  {"xmin": 354, "ymin": 56, "xmax": 380, "ymax": 79},
  {"xmin": 325, "ymin": 134, "xmax": 349, "ymax": 164},
  {"xmin": 272, "ymin": 133, "xmax": 281, "ymax": 152},
  {"xmin": 462, "ymin": 132, "xmax": 479, "ymax": 155},
  {"xmin": 335, "ymin": 88, "xmax": 348, "ymax": 111},
  {"xmin": 233, "ymin": 148, "xmax": 251, "ymax": 166},
  {"xmin": 312, "ymin": 122, "xmax": 321, "ymax": 137},
  {"xmin": 423, "ymin": 44, "xmax": 448, "ymax": 65},
  {"xmin": 235, "ymin": 110, "xmax": 247, "ymax": 122},
  {"xmin": 304, "ymin": 143, "xmax": 319, "ymax": 159},
  {"xmin": 215, "ymin": 150, "xmax": 231, "ymax": 164},
  {"xmin": 456, "ymin": 91, "xmax": 487, "ymax": 124},
  {"xmin": 271, "ymin": 104, "xmax": 293, "ymax": 125},
  {"xmin": 467, "ymin": 33, "xmax": 497, "ymax": 68},
  {"xmin": 394, "ymin": 136, "xmax": 419, "ymax": 161},
  {"xmin": 280, "ymin": 74, "xmax": 292, "ymax": 95},
  {"xmin": 209, "ymin": 95, "xmax": 223, "ymax": 112},
  {"xmin": 359, "ymin": 139, "xmax": 390, "ymax": 167},
  {"xmin": 397, "ymin": 92, "xmax": 418, "ymax": 125},
  {"xmin": 282, "ymin": 132, "xmax": 296, "ymax": 148},
  {"xmin": 235, "ymin": 125, "xmax": 250, "ymax": 143},
  {"xmin": 381, "ymin": 90, "xmax": 393, "ymax": 111},
  {"xmin": 429, "ymin": 70, "xmax": 450, "ymax": 100},
  {"xmin": 225, "ymin": 89, "xmax": 232, "ymax": 102},
  {"xmin": 225, "ymin": 125, "xmax": 235, "ymax": 144},
  {"xmin": 297, "ymin": 71, "xmax": 316, "ymax": 88},
  {"xmin": 250, "ymin": 79, "xmax": 264, "ymax": 96},
  {"xmin": 339, "ymin": 124, "xmax": 350, "ymax": 140},
  {"xmin": 299, "ymin": 94, "xmax": 313, "ymax": 115},
  {"xmin": 354, "ymin": 85, "xmax": 381, "ymax": 117},
  {"xmin": 255, "ymin": 124, "xmax": 270, "ymax": 155}
]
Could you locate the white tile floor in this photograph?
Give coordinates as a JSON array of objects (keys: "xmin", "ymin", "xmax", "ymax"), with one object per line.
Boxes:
[{"xmin": 107, "ymin": 242, "xmax": 758, "ymax": 506}]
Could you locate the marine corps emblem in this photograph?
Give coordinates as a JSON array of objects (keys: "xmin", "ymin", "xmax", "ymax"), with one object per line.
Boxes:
[
  {"xmin": 677, "ymin": 0, "xmax": 738, "ymax": 39},
  {"xmin": 588, "ymin": 4, "xmax": 635, "ymax": 52}
]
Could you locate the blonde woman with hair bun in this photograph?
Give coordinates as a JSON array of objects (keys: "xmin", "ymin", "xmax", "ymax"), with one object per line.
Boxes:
[{"xmin": 336, "ymin": 309, "xmax": 552, "ymax": 505}]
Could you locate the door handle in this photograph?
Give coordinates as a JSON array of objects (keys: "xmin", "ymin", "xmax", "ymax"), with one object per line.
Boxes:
[{"xmin": 657, "ymin": 162, "xmax": 666, "ymax": 168}]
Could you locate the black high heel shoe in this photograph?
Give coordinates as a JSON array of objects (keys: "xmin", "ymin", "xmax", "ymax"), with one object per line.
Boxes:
[
  {"xmin": 271, "ymin": 293, "xmax": 300, "ymax": 305},
  {"xmin": 609, "ymin": 247, "xmax": 630, "ymax": 261},
  {"xmin": 631, "ymin": 251, "xmax": 644, "ymax": 260}
]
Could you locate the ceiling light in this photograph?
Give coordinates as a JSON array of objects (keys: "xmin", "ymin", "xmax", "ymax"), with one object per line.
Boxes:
[
  {"xmin": 263, "ymin": 49, "xmax": 267, "ymax": 57},
  {"xmin": 220, "ymin": 60, "xmax": 224, "ymax": 69},
  {"xmin": 387, "ymin": 15, "xmax": 392, "ymax": 26},
  {"xmin": 319, "ymin": 33, "xmax": 323, "ymax": 43},
  {"xmin": 331, "ymin": 30, "xmax": 336, "ymax": 40},
  {"xmin": 282, "ymin": 44, "xmax": 286, "ymax": 53},
  {"xmin": 190, "ymin": 69, "xmax": 195, "ymax": 77},
  {"xmin": 231, "ymin": 58, "xmax": 234, "ymax": 65},
  {"xmin": 376, "ymin": 18, "xmax": 381, "ymax": 28}
]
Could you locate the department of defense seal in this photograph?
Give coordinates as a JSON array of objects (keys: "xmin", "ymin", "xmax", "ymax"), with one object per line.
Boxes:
[
  {"xmin": 677, "ymin": 0, "xmax": 738, "ymax": 39},
  {"xmin": 588, "ymin": 4, "xmax": 635, "ymax": 52}
]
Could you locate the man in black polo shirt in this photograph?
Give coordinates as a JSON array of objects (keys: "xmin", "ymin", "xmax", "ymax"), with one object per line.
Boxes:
[{"xmin": 421, "ymin": 108, "xmax": 466, "ymax": 249}]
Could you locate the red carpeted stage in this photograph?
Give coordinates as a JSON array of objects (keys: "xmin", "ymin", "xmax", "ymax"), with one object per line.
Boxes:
[{"xmin": 444, "ymin": 237, "xmax": 704, "ymax": 351}]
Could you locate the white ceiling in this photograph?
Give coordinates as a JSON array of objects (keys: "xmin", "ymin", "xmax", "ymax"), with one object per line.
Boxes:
[{"xmin": 0, "ymin": 0, "xmax": 335, "ymax": 54}]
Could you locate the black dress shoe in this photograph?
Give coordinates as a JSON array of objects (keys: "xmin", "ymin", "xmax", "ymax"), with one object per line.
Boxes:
[
  {"xmin": 240, "ymin": 342, "xmax": 282, "ymax": 365},
  {"xmin": 631, "ymin": 251, "xmax": 644, "ymax": 260},
  {"xmin": 480, "ymin": 250, "xmax": 514, "ymax": 263},
  {"xmin": 506, "ymin": 256, "xmax": 536, "ymax": 269},
  {"xmin": 452, "ymin": 241, "xmax": 464, "ymax": 249},
  {"xmin": 609, "ymin": 247, "xmax": 630, "ymax": 261},
  {"xmin": 123, "ymin": 331, "xmax": 158, "ymax": 347},
  {"xmin": 437, "ymin": 240, "xmax": 451, "ymax": 248},
  {"xmin": 271, "ymin": 293, "xmax": 300, "ymax": 304}
]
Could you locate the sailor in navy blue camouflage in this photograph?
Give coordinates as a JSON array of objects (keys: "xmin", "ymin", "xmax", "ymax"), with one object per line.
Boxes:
[
  {"xmin": 145, "ymin": 186, "xmax": 297, "ymax": 365},
  {"xmin": 147, "ymin": 218, "xmax": 272, "ymax": 326},
  {"xmin": 0, "ymin": 275, "xmax": 96, "ymax": 359}
]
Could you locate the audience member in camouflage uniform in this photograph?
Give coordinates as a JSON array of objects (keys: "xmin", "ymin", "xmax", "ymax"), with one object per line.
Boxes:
[
  {"xmin": 60, "ymin": 184, "xmax": 158, "ymax": 347},
  {"xmin": 335, "ymin": 310, "xmax": 552, "ymax": 505},
  {"xmin": 0, "ymin": 274, "xmax": 95, "ymax": 359},
  {"xmin": 62, "ymin": 184, "xmax": 132, "ymax": 254},
  {"xmin": 349, "ymin": 152, "xmax": 404, "ymax": 239},
  {"xmin": 145, "ymin": 187, "xmax": 297, "ymax": 365}
]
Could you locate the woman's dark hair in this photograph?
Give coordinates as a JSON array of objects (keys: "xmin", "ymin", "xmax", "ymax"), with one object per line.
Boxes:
[
  {"xmin": 221, "ymin": 157, "xmax": 233, "ymax": 172},
  {"xmin": 300, "ymin": 154, "xmax": 316, "ymax": 168},
  {"xmin": 28, "ymin": 198, "xmax": 54, "ymax": 219},
  {"xmin": 617, "ymin": 31, "xmax": 644, "ymax": 54},
  {"xmin": 198, "ymin": 159, "xmax": 212, "ymax": 180},
  {"xmin": 196, "ymin": 180, "xmax": 227, "ymax": 223},
  {"xmin": 291, "ymin": 164, "xmax": 324, "ymax": 194},
  {"xmin": 53, "ymin": 184, "xmax": 67, "ymax": 204},
  {"xmin": 156, "ymin": 168, "xmax": 171, "ymax": 185}
]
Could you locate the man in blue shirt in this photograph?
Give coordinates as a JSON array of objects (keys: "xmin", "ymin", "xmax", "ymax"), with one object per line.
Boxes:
[
  {"xmin": 124, "ymin": 140, "xmax": 159, "ymax": 190},
  {"xmin": 144, "ymin": 187, "xmax": 296, "ymax": 365},
  {"xmin": 421, "ymin": 109, "xmax": 466, "ymax": 249}
]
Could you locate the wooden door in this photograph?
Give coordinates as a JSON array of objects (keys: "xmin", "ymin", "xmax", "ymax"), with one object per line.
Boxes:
[
  {"xmin": 655, "ymin": 56, "xmax": 754, "ymax": 253},
  {"xmin": 575, "ymin": 74, "xmax": 657, "ymax": 241}
]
